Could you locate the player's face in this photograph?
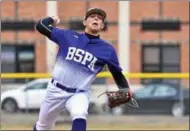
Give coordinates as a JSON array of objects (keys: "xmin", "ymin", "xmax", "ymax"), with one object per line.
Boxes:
[{"xmin": 83, "ymin": 14, "xmax": 104, "ymax": 34}]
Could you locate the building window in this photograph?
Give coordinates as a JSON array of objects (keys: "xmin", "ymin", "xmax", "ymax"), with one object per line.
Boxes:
[
  {"xmin": 1, "ymin": 44, "xmax": 35, "ymax": 83},
  {"xmin": 16, "ymin": 45, "xmax": 35, "ymax": 73},
  {"xmin": 141, "ymin": 44, "xmax": 180, "ymax": 85},
  {"xmin": 1, "ymin": 46, "xmax": 16, "ymax": 83}
]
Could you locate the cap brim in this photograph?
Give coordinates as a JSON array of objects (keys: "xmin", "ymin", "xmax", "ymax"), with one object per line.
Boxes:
[{"xmin": 85, "ymin": 8, "xmax": 106, "ymax": 20}]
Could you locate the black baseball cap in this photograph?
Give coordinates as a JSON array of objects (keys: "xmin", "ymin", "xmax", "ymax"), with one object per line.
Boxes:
[{"xmin": 85, "ymin": 8, "xmax": 107, "ymax": 21}]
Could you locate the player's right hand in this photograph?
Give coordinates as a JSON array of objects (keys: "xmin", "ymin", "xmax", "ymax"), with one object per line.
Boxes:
[{"xmin": 51, "ymin": 16, "xmax": 60, "ymax": 26}]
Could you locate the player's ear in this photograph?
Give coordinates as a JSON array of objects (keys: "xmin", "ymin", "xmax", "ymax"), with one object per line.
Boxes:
[
  {"xmin": 83, "ymin": 20, "xmax": 87, "ymax": 26},
  {"xmin": 101, "ymin": 22, "xmax": 105, "ymax": 29}
]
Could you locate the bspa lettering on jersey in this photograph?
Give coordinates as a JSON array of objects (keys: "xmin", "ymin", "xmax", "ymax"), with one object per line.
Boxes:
[{"xmin": 66, "ymin": 47, "xmax": 97, "ymax": 71}]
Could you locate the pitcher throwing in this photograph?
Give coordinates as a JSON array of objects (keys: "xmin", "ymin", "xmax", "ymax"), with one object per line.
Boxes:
[{"xmin": 34, "ymin": 8, "xmax": 133, "ymax": 131}]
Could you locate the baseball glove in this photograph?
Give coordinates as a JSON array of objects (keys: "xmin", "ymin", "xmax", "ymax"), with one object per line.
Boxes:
[{"xmin": 98, "ymin": 89, "xmax": 139, "ymax": 109}]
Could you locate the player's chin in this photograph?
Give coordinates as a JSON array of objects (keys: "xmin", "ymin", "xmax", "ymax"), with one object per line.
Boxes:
[{"xmin": 91, "ymin": 28, "xmax": 101, "ymax": 33}]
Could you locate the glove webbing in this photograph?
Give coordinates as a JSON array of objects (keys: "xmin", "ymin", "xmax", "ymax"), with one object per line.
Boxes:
[{"xmin": 107, "ymin": 91, "xmax": 131, "ymax": 108}]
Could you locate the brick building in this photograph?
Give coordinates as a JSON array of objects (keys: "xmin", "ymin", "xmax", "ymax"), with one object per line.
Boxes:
[{"xmin": 1, "ymin": 1, "xmax": 189, "ymax": 86}]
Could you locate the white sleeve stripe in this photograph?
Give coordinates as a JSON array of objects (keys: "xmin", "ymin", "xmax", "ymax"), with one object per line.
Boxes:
[{"xmin": 40, "ymin": 18, "xmax": 52, "ymax": 33}]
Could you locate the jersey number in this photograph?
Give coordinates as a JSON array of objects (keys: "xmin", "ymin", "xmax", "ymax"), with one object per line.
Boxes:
[{"xmin": 65, "ymin": 47, "xmax": 97, "ymax": 71}]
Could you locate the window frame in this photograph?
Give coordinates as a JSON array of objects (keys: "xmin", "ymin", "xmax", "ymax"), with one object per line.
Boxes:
[
  {"xmin": 141, "ymin": 44, "xmax": 181, "ymax": 85},
  {"xmin": 1, "ymin": 43, "xmax": 35, "ymax": 83}
]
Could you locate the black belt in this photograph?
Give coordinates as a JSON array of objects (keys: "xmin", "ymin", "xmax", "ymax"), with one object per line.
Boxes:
[{"xmin": 51, "ymin": 79, "xmax": 85, "ymax": 93}]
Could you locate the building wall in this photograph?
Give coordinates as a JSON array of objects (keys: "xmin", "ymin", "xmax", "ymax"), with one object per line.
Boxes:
[
  {"xmin": 1, "ymin": 1, "xmax": 189, "ymax": 85},
  {"xmin": 129, "ymin": 1, "xmax": 189, "ymax": 85},
  {"xmin": 1, "ymin": 1, "xmax": 47, "ymax": 73}
]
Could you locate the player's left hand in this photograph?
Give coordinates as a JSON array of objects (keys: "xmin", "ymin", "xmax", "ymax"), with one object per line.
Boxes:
[
  {"xmin": 98, "ymin": 89, "xmax": 139, "ymax": 109},
  {"xmin": 106, "ymin": 89, "xmax": 132, "ymax": 108}
]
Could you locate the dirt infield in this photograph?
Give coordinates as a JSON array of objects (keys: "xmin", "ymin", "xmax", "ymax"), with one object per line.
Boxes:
[
  {"xmin": 1, "ymin": 112, "xmax": 189, "ymax": 130},
  {"xmin": 1, "ymin": 123, "xmax": 189, "ymax": 130}
]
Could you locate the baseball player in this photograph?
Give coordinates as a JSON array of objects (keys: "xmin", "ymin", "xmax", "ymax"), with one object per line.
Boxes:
[{"xmin": 34, "ymin": 8, "xmax": 132, "ymax": 131}]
